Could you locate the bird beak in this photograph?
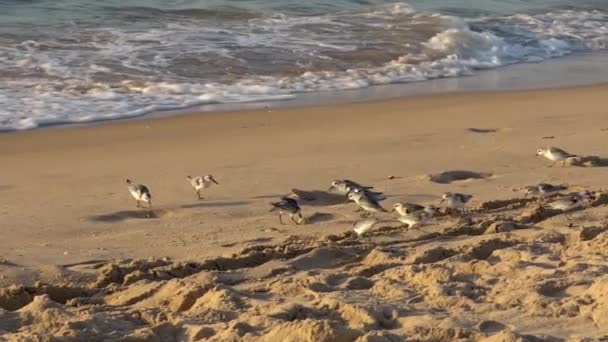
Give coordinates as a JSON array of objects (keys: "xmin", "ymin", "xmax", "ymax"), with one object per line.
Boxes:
[
  {"xmin": 328, "ymin": 186, "xmax": 334, "ymax": 191},
  {"xmin": 212, "ymin": 178, "xmax": 219, "ymax": 185},
  {"xmin": 439, "ymin": 199, "xmax": 445, "ymax": 203},
  {"xmin": 390, "ymin": 208, "xmax": 395, "ymax": 212}
]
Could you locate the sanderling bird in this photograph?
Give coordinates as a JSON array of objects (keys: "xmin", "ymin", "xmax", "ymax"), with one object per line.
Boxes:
[
  {"xmin": 126, "ymin": 179, "xmax": 152, "ymax": 208},
  {"xmin": 536, "ymin": 147, "xmax": 576, "ymax": 166},
  {"xmin": 440, "ymin": 192, "xmax": 473, "ymax": 212},
  {"xmin": 352, "ymin": 218, "xmax": 379, "ymax": 239},
  {"xmin": 348, "ymin": 191, "xmax": 388, "ymax": 216},
  {"xmin": 523, "ymin": 183, "xmax": 567, "ymax": 197},
  {"xmin": 270, "ymin": 197, "xmax": 304, "ymax": 225},
  {"xmin": 392, "ymin": 202, "xmax": 427, "ymax": 216},
  {"xmin": 329, "ymin": 179, "xmax": 373, "ymax": 195},
  {"xmin": 186, "ymin": 174, "xmax": 219, "ymax": 200},
  {"xmin": 349, "ymin": 187, "xmax": 386, "ymax": 201},
  {"xmin": 396, "ymin": 206, "xmax": 437, "ymax": 228}
]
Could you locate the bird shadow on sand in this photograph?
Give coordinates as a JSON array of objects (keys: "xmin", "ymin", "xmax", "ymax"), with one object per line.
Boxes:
[
  {"xmin": 467, "ymin": 128, "xmax": 498, "ymax": 134},
  {"xmin": 88, "ymin": 209, "xmax": 169, "ymax": 222},
  {"xmin": 306, "ymin": 212, "xmax": 335, "ymax": 224},
  {"xmin": 250, "ymin": 194, "xmax": 285, "ymax": 199},
  {"xmin": 290, "ymin": 189, "xmax": 347, "ymax": 207},
  {"xmin": 565, "ymin": 155, "xmax": 608, "ymax": 168},
  {"xmin": 180, "ymin": 201, "xmax": 250, "ymax": 209},
  {"xmin": 427, "ymin": 170, "xmax": 493, "ymax": 184}
]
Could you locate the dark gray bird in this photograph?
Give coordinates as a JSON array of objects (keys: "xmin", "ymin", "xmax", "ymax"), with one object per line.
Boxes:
[
  {"xmin": 126, "ymin": 179, "xmax": 152, "ymax": 208},
  {"xmin": 270, "ymin": 197, "xmax": 304, "ymax": 225}
]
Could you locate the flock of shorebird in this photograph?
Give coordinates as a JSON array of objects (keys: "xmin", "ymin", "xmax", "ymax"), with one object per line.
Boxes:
[{"xmin": 124, "ymin": 146, "xmax": 595, "ymax": 238}]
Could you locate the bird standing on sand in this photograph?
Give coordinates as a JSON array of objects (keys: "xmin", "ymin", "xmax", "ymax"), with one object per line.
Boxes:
[
  {"xmin": 440, "ymin": 192, "xmax": 473, "ymax": 212},
  {"xmin": 186, "ymin": 175, "xmax": 219, "ymax": 200},
  {"xmin": 329, "ymin": 179, "xmax": 373, "ymax": 195},
  {"xmin": 126, "ymin": 179, "xmax": 152, "ymax": 208},
  {"xmin": 348, "ymin": 191, "xmax": 388, "ymax": 216},
  {"xmin": 353, "ymin": 218, "xmax": 379, "ymax": 239},
  {"xmin": 523, "ymin": 183, "xmax": 567, "ymax": 197},
  {"xmin": 536, "ymin": 147, "xmax": 576, "ymax": 166},
  {"xmin": 392, "ymin": 202, "xmax": 427, "ymax": 216},
  {"xmin": 396, "ymin": 206, "xmax": 436, "ymax": 228},
  {"xmin": 543, "ymin": 191, "xmax": 594, "ymax": 217},
  {"xmin": 270, "ymin": 197, "xmax": 304, "ymax": 225}
]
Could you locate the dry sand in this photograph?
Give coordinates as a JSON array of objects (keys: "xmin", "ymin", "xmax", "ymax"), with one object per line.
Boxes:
[{"xmin": 2, "ymin": 85, "xmax": 608, "ymax": 340}]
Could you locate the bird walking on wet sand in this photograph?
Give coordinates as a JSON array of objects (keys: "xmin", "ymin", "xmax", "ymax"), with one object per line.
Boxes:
[
  {"xmin": 522, "ymin": 183, "xmax": 567, "ymax": 197},
  {"xmin": 126, "ymin": 179, "xmax": 152, "ymax": 208},
  {"xmin": 536, "ymin": 147, "xmax": 576, "ymax": 166},
  {"xmin": 270, "ymin": 197, "xmax": 304, "ymax": 225},
  {"xmin": 348, "ymin": 191, "xmax": 388, "ymax": 217},
  {"xmin": 353, "ymin": 218, "xmax": 379, "ymax": 239},
  {"xmin": 186, "ymin": 174, "xmax": 219, "ymax": 200},
  {"xmin": 396, "ymin": 206, "xmax": 437, "ymax": 228},
  {"xmin": 440, "ymin": 192, "xmax": 473, "ymax": 212}
]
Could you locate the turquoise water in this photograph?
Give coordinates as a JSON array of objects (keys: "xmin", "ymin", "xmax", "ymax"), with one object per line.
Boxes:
[{"xmin": 0, "ymin": 0, "xmax": 607, "ymax": 130}]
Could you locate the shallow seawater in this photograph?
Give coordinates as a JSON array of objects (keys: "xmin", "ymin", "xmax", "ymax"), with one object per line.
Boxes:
[{"xmin": 0, "ymin": 0, "xmax": 607, "ymax": 130}]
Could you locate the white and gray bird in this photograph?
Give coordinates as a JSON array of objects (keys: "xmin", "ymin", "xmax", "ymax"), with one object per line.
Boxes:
[
  {"xmin": 348, "ymin": 191, "xmax": 388, "ymax": 216},
  {"xmin": 392, "ymin": 202, "xmax": 427, "ymax": 216},
  {"xmin": 440, "ymin": 192, "xmax": 473, "ymax": 211},
  {"xmin": 126, "ymin": 179, "xmax": 152, "ymax": 208},
  {"xmin": 536, "ymin": 147, "xmax": 576, "ymax": 166},
  {"xmin": 353, "ymin": 218, "xmax": 379, "ymax": 238},
  {"xmin": 396, "ymin": 206, "xmax": 436, "ymax": 228},
  {"xmin": 522, "ymin": 183, "xmax": 567, "ymax": 197},
  {"xmin": 186, "ymin": 174, "xmax": 219, "ymax": 200},
  {"xmin": 270, "ymin": 197, "xmax": 304, "ymax": 225},
  {"xmin": 543, "ymin": 191, "xmax": 593, "ymax": 212},
  {"xmin": 329, "ymin": 179, "xmax": 376, "ymax": 196}
]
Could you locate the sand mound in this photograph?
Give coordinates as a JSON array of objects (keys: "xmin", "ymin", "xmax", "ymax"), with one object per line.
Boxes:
[{"xmin": 2, "ymin": 190, "xmax": 608, "ymax": 340}]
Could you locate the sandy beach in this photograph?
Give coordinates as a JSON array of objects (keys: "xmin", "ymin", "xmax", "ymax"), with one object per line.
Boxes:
[{"xmin": 2, "ymin": 84, "xmax": 608, "ymax": 340}]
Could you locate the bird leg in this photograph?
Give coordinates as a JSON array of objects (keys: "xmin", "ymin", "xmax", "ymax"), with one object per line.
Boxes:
[
  {"xmin": 136, "ymin": 201, "xmax": 141, "ymax": 208},
  {"xmin": 197, "ymin": 190, "xmax": 202, "ymax": 200},
  {"xmin": 148, "ymin": 200, "xmax": 152, "ymax": 208},
  {"xmin": 278, "ymin": 212, "xmax": 284, "ymax": 225},
  {"xmin": 291, "ymin": 214, "xmax": 299, "ymax": 225},
  {"xmin": 354, "ymin": 208, "xmax": 363, "ymax": 213}
]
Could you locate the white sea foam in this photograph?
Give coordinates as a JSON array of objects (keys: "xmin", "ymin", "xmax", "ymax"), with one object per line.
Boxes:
[{"xmin": 0, "ymin": 4, "xmax": 607, "ymax": 130}]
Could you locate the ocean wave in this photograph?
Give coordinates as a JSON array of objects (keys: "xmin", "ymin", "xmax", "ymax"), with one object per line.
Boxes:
[{"xmin": 0, "ymin": 3, "xmax": 607, "ymax": 130}]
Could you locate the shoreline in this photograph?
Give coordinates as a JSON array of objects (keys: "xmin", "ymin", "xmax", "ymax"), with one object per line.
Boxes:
[{"xmin": 4, "ymin": 51, "xmax": 608, "ymax": 134}]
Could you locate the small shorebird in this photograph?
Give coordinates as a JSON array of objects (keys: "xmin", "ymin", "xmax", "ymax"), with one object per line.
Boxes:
[
  {"xmin": 126, "ymin": 179, "xmax": 152, "ymax": 208},
  {"xmin": 349, "ymin": 187, "xmax": 386, "ymax": 201},
  {"xmin": 348, "ymin": 191, "xmax": 388, "ymax": 216},
  {"xmin": 440, "ymin": 192, "xmax": 473, "ymax": 212},
  {"xmin": 270, "ymin": 197, "xmax": 304, "ymax": 225},
  {"xmin": 543, "ymin": 191, "xmax": 594, "ymax": 219},
  {"xmin": 186, "ymin": 175, "xmax": 219, "ymax": 200},
  {"xmin": 536, "ymin": 147, "xmax": 576, "ymax": 166},
  {"xmin": 392, "ymin": 202, "xmax": 427, "ymax": 216},
  {"xmin": 329, "ymin": 179, "xmax": 374, "ymax": 195},
  {"xmin": 396, "ymin": 206, "xmax": 436, "ymax": 228},
  {"xmin": 353, "ymin": 218, "xmax": 379, "ymax": 239},
  {"xmin": 523, "ymin": 183, "xmax": 567, "ymax": 197}
]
